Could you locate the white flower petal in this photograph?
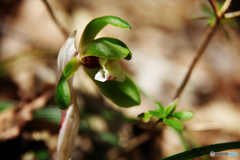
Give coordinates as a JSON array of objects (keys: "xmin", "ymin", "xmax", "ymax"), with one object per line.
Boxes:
[
  {"xmin": 57, "ymin": 30, "xmax": 77, "ymax": 77},
  {"xmin": 94, "ymin": 58, "xmax": 125, "ymax": 82}
]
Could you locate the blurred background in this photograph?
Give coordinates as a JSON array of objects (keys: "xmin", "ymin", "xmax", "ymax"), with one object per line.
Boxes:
[{"xmin": 0, "ymin": 0, "xmax": 240, "ymax": 159}]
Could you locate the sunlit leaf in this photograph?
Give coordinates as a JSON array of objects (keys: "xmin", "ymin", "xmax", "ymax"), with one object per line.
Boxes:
[
  {"xmin": 138, "ymin": 112, "xmax": 153, "ymax": 123},
  {"xmin": 171, "ymin": 111, "xmax": 194, "ymax": 121},
  {"xmin": 163, "ymin": 118, "xmax": 183, "ymax": 131},
  {"xmin": 164, "ymin": 99, "xmax": 178, "ymax": 117},
  {"xmin": 83, "ymin": 67, "xmax": 140, "ymax": 107},
  {"xmin": 156, "ymin": 102, "xmax": 164, "ymax": 113},
  {"xmin": 81, "ymin": 37, "xmax": 132, "ymax": 60},
  {"xmin": 79, "ymin": 16, "xmax": 131, "ymax": 49},
  {"xmin": 149, "ymin": 109, "xmax": 165, "ymax": 119}
]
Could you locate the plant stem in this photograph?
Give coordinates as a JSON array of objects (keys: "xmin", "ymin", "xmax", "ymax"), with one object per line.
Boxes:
[
  {"xmin": 161, "ymin": 141, "xmax": 240, "ymax": 160},
  {"xmin": 172, "ymin": 0, "xmax": 232, "ymax": 155},
  {"xmin": 173, "ymin": 20, "xmax": 218, "ymax": 100},
  {"xmin": 173, "ymin": 0, "xmax": 232, "ymax": 100},
  {"xmin": 42, "ymin": 0, "xmax": 69, "ymax": 38},
  {"xmin": 175, "ymin": 130, "xmax": 190, "ymax": 151}
]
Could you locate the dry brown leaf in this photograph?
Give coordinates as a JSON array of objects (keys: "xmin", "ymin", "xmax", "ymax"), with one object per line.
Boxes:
[{"xmin": 0, "ymin": 89, "xmax": 53, "ymax": 141}]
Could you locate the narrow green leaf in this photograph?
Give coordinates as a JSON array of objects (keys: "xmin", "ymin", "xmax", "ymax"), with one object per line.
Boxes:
[
  {"xmin": 83, "ymin": 67, "xmax": 140, "ymax": 107},
  {"xmin": 164, "ymin": 99, "xmax": 178, "ymax": 117},
  {"xmin": 81, "ymin": 37, "xmax": 132, "ymax": 60},
  {"xmin": 62, "ymin": 57, "xmax": 81, "ymax": 79},
  {"xmin": 221, "ymin": 18, "xmax": 239, "ymax": 29},
  {"xmin": 201, "ymin": 4, "xmax": 214, "ymax": 17},
  {"xmin": 79, "ymin": 16, "xmax": 131, "ymax": 49},
  {"xmin": 171, "ymin": 111, "xmax": 194, "ymax": 121},
  {"xmin": 162, "ymin": 141, "xmax": 240, "ymax": 160},
  {"xmin": 163, "ymin": 118, "xmax": 183, "ymax": 131},
  {"xmin": 219, "ymin": 24, "xmax": 231, "ymax": 41},
  {"xmin": 156, "ymin": 102, "xmax": 164, "ymax": 113},
  {"xmin": 149, "ymin": 109, "xmax": 165, "ymax": 119},
  {"xmin": 138, "ymin": 112, "xmax": 153, "ymax": 123},
  {"xmin": 55, "ymin": 76, "xmax": 71, "ymax": 110},
  {"xmin": 207, "ymin": 17, "xmax": 216, "ymax": 26}
]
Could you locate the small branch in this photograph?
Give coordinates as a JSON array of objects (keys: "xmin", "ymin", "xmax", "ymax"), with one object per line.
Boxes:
[
  {"xmin": 42, "ymin": 0, "xmax": 69, "ymax": 38},
  {"xmin": 173, "ymin": 22, "xmax": 218, "ymax": 99},
  {"xmin": 224, "ymin": 10, "xmax": 240, "ymax": 19},
  {"xmin": 208, "ymin": 0, "xmax": 219, "ymax": 18},
  {"xmin": 219, "ymin": 0, "xmax": 232, "ymax": 16},
  {"xmin": 173, "ymin": 0, "xmax": 232, "ymax": 100}
]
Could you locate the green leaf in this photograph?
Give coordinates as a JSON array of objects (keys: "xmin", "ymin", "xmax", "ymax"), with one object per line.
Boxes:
[
  {"xmin": 83, "ymin": 67, "xmax": 140, "ymax": 107},
  {"xmin": 207, "ymin": 16, "xmax": 216, "ymax": 26},
  {"xmin": 221, "ymin": 18, "xmax": 239, "ymax": 29},
  {"xmin": 156, "ymin": 102, "xmax": 164, "ymax": 113},
  {"xmin": 138, "ymin": 112, "xmax": 153, "ymax": 123},
  {"xmin": 79, "ymin": 16, "xmax": 131, "ymax": 49},
  {"xmin": 62, "ymin": 57, "xmax": 81, "ymax": 79},
  {"xmin": 98, "ymin": 132, "xmax": 119, "ymax": 146},
  {"xmin": 55, "ymin": 76, "xmax": 71, "ymax": 110},
  {"xmin": 164, "ymin": 99, "xmax": 178, "ymax": 117},
  {"xmin": 149, "ymin": 109, "xmax": 165, "ymax": 119},
  {"xmin": 171, "ymin": 111, "xmax": 194, "ymax": 121},
  {"xmin": 81, "ymin": 37, "xmax": 132, "ymax": 60},
  {"xmin": 201, "ymin": 4, "xmax": 214, "ymax": 17},
  {"xmin": 219, "ymin": 24, "xmax": 231, "ymax": 41},
  {"xmin": 163, "ymin": 118, "xmax": 183, "ymax": 131}
]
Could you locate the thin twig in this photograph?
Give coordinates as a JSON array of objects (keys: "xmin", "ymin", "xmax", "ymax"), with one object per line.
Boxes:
[
  {"xmin": 219, "ymin": 0, "xmax": 232, "ymax": 16},
  {"xmin": 224, "ymin": 10, "xmax": 240, "ymax": 19},
  {"xmin": 173, "ymin": 0, "xmax": 232, "ymax": 100},
  {"xmin": 173, "ymin": 22, "xmax": 218, "ymax": 99},
  {"xmin": 42, "ymin": 0, "xmax": 69, "ymax": 38},
  {"xmin": 208, "ymin": 0, "xmax": 219, "ymax": 18}
]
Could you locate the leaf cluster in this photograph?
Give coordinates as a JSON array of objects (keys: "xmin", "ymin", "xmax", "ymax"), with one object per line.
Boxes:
[{"xmin": 138, "ymin": 99, "xmax": 194, "ymax": 131}]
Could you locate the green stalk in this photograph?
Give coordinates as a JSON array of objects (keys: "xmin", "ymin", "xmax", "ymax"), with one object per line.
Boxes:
[{"xmin": 175, "ymin": 130, "xmax": 190, "ymax": 151}]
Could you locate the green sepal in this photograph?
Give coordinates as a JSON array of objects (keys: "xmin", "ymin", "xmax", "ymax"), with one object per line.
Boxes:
[
  {"xmin": 81, "ymin": 37, "xmax": 132, "ymax": 60},
  {"xmin": 138, "ymin": 112, "xmax": 153, "ymax": 123},
  {"xmin": 171, "ymin": 111, "xmax": 194, "ymax": 121},
  {"xmin": 163, "ymin": 118, "xmax": 183, "ymax": 131},
  {"xmin": 164, "ymin": 99, "xmax": 178, "ymax": 117},
  {"xmin": 79, "ymin": 16, "xmax": 131, "ymax": 49},
  {"xmin": 62, "ymin": 57, "xmax": 80, "ymax": 79},
  {"xmin": 83, "ymin": 67, "xmax": 140, "ymax": 107},
  {"xmin": 55, "ymin": 76, "xmax": 71, "ymax": 110},
  {"xmin": 149, "ymin": 109, "xmax": 165, "ymax": 119}
]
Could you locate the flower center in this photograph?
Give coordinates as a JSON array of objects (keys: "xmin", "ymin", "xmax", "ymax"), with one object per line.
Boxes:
[{"xmin": 80, "ymin": 56, "xmax": 101, "ymax": 68}]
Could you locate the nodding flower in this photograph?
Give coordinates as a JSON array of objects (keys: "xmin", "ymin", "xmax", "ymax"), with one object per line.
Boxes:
[{"xmin": 55, "ymin": 15, "xmax": 140, "ymax": 160}]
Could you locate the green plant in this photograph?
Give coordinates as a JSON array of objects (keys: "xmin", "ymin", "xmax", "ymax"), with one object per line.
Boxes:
[
  {"xmin": 55, "ymin": 15, "xmax": 140, "ymax": 160},
  {"xmin": 138, "ymin": 99, "xmax": 194, "ymax": 130},
  {"xmin": 53, "ymin": 0, "xmax": 240, "ymax": 159}
]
